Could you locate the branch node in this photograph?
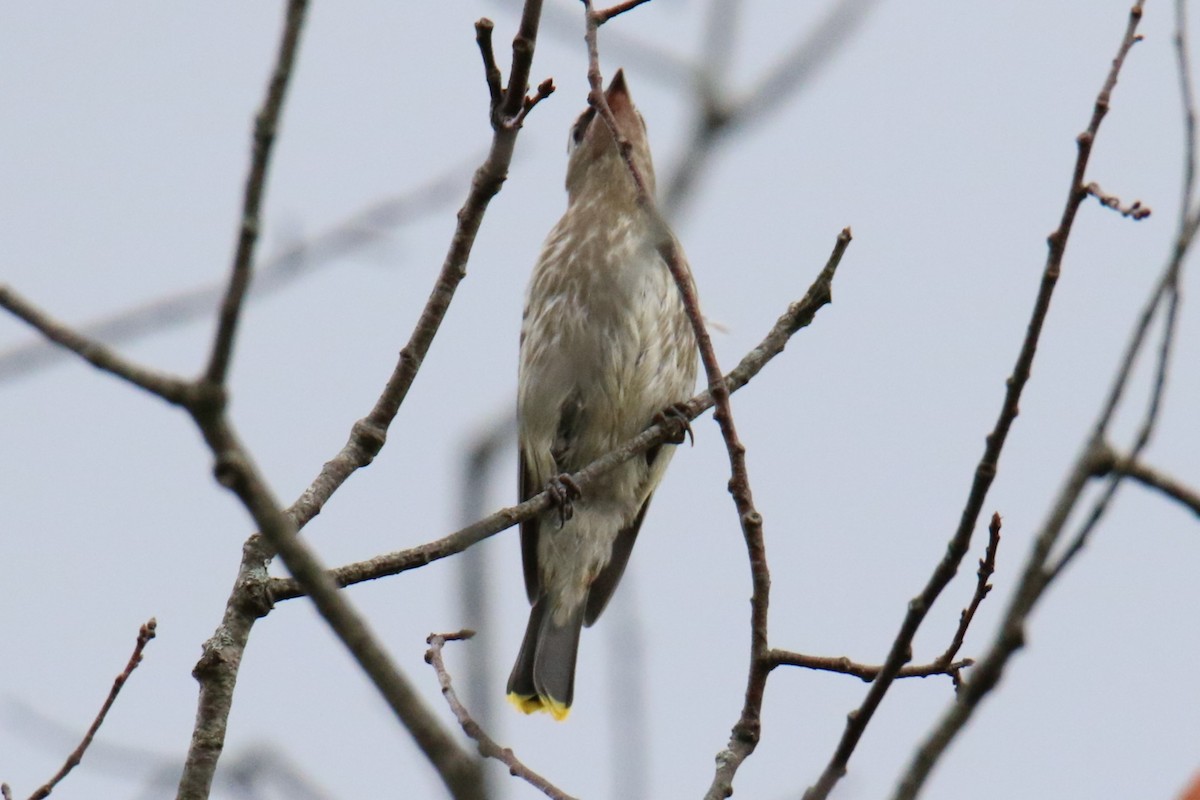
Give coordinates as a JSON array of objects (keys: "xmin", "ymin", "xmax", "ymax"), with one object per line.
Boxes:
[
  {"xmin": 212, "ymin": 451, "xmax": 248, "ymax": 491},
  {"xmin": 351, "ymin": 417, "xmax": 388, "ymax": 461},
  {"xmin": 187, "ymin": 379, "xmax": 228, "ymax": 419}
]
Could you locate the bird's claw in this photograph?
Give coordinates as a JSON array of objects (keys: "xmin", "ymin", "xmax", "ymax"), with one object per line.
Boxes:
[
  {"xmin": 547, "ymin": 474, "xmax": 582, "ymax": 527},
  {"xmin": 654, "ymin": 403, "xmax": 694, "ymax": 446}
]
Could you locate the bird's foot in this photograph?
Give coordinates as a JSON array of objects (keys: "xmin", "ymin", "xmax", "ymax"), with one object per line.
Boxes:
[
  {"xmin": 546, "ymin": 473, "xmax": 581, "ymax": 527},
  {"xmin": 654, "ymin": 403, "xmax": 694, "ymax": 446}
]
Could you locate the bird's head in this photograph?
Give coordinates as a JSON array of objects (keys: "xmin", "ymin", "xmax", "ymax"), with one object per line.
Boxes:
[{"xmin": 564, "ymin": 69, "xmax": 656, "ymax": 203}]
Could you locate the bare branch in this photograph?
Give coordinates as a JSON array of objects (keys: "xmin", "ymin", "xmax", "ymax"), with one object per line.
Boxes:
[
  {"xmin": 178, "ymin": 5, "xmax": 549, "ymax": 797},
  {"xmin": 738, "ymin": 0, "xmax": 882, "ymax": 123},
  {"xmin": 190, "ymin": 416, "xmax": 486, "ymax": 800},
  {"xmin": 1046, "ymin": 268, "xmax": 1182, "ymax": 584},
  {"xmin": 285, "ymin": 3, "xmax": 548, "ymax": 534},
  {"xmin": 514, "ymin": 77, "xmax": 557, "ymax": 127},
  {"xmin": 0, "ymin": 166, "xmax": 467, "ymax": 386},
  {"xmin": 426, "ymin": 632, "xmax": 578, "ymax": 800},
  {"xmin": 28, "ymin": 619, "xmax": 157, "ymax": 800},
  {"xmin": 176, "ymin": 533, "xmax": 274, "ymax": 800},
  {"xmin": 808, "ymin": 7, "xmax": 1150, "ymax": 799},
  {"xmin": 1178, "ymin": 0, "xmax": 1198, "ymax": 217},
  {"xmin": 768, "ymin": 651, "xmax": 973, "ymax": 683},
  {"xmin": 1045, "ymin": 0, "xmax": 1193, "ymax": 584},
  {"xmin": 889, "ymin": 6, "xmax": 1189, "ymax": 798},
  {"xmin": 492, "ymin": 0, "xmax": 692, "ymax": 87},
  {"xmin": 497, "ymin": 4, "xmax": 545, "ymax": 124},
  {"xmin": 475, "ymin": 19, "xmax": 504, "ymax": 111},
  {"xmin": 0, "ymin": 287, "xmax": 194, "ymax": 405},
  {"xmin": 205, "ymin": 0, "xmax": 308, "ymax": 385},
  {"xmin": 594, "ymin": 0, "xmax": 655, "ymax": 25},
  {"xmin": 933, "ymin": 512, "xmax": 1002, "ymax": 688},
  {"xmin": 1096, "ymin": 447, "xmax": 1200, "ymax": 518},
  {"xmin": 773, "ymin": 512, "xmax": 998, "ymax": 689},
  {"xmin": 268, "ymin": 230, "xmax": 850, "ymax": 603}
]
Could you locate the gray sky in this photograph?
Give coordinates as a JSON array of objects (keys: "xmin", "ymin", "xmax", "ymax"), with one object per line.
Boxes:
[{"xmin": 2, "ymin": 2, "xmax": 1197, "ymax": 798}]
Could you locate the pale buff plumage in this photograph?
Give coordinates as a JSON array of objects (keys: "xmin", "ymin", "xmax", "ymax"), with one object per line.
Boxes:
[{"xmin": 507, "ymin": 70, "xmax": 697, "ymax": 720}]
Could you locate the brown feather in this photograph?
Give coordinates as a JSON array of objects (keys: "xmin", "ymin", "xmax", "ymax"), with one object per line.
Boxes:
[
  {"xmin": 585, "ymin": 493, "xmax": 652, "ymax": 626},
  {"xmin": 518, "ymin": 450, "xmax": 540, "ymax": 604}
]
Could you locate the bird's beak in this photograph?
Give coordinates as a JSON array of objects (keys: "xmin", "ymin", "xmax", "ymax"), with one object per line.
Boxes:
[
  {"xmin": 604, "ymin": 69, "xmax": 635, "ymax": 124},
  {"xmin": 606, "ymin": 68, "xmax": 629, "ymax": 101}
]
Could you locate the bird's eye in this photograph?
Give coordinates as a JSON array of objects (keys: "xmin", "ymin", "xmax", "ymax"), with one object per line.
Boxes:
[{"xmin": 568, "ymin": 108, "xmax": 596, "ymax": 151}]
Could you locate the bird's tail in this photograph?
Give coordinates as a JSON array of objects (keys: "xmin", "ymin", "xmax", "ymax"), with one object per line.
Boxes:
[{"xmin": 506, "ymin": 595, "xmax": 584, "ymax": 721}]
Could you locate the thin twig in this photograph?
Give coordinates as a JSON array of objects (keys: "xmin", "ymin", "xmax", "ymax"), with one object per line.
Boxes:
[
  {"xmin": 933, "ymin": 512, "xmax": 1002, "ymax": 689},
  {"xmin": 476, "ymin": 19, "xmax": 504, "ymax": 112},
  {"xmin": 426, "ymin": 632, "xmax": 578, "ymax": 800},
  {"xmin": 1046, "ymin": 0, "xmax": 1192, "ymax": 583},
  {"xmin": 767, "ymin": 651, "xmax": 973, "ymax": 683},
  {"xmin": 493, "ymin": 0, "xmax": 693, "ymax": 87},
  {"xmin": 0, "ymin": 165, "xmax": 468, "ymax": 385},
  {"xmin": 805, "ymin": 7, "xmax": 1148, "ymax": 799},
  {"xmin": 205, "ymin": 0, "xmax": 308, "ymax": 386},
  {"xmin": 890, "ymin": 6, "xmax": 1169, "ymax": 798},
  {"xmin": 268, "ymin": 230, "xmax": 850, "ymax": 602},
  {"xmin": 0, "ymin": 287, "xmax": 194, "ymax": 405},
  {"xmin": 1045, "ymin": 270, "xmax": 1182, "ymax": 583},
  {"xmin": 1084, "ymin": 182, "xmax": 1151, "ymax": 219},
  {"xmin": 895, "ymin": 291, "xmax": 1181, "ymax": 796},
  {"xmin": 773, "ymin": 513, "xmax": 998, "ymax": 689},
  {"xmin": 28, "ymin": 619, "xmax": 157, "ymax": 800},
  {"xmin": 514, "ymin": 77, "xmax": 557, "ymax": 127}
]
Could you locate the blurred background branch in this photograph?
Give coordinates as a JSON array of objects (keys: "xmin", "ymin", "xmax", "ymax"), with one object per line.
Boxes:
[{"xmin": 0, "ymin": 164, "xmax": 468, "ymax": 384}]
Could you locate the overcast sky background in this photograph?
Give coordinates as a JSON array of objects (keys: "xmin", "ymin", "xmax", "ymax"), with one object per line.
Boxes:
[{"xmin": 2, "ymin": 2, "xmax": 1198, "ymax": 799}]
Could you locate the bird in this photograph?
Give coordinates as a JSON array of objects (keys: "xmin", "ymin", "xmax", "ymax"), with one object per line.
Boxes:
[{"xmin": 507, "ymin": 69, "xmax": 698, "ymax": 720}]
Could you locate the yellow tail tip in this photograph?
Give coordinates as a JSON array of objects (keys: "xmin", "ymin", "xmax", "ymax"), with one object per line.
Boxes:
[{"xmin": 507, "ymin": 691, "xmax": 571, "ymax": 721}]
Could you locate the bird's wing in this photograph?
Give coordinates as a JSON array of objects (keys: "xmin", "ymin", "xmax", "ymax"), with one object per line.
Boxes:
[
  {"xmin": 584, "ymin": 490, "xmax": 654, "ymax": 626},
  {"xmin": 518, "ymin": 449, "xmax": 541, "ymax": 604}
]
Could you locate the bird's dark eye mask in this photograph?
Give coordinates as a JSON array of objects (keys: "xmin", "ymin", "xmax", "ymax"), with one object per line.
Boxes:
[{"xmin": 570, "ymin": 107, "xmax": 597, "ymax": 148}]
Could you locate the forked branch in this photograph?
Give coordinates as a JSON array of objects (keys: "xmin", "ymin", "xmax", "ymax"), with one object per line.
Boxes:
[{"xmin": 805, "ymin": 6, "xmax": 1149, "ymax": 798}]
